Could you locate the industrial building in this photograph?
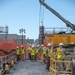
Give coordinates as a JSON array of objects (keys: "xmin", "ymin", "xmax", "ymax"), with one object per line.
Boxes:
[{"xmin": 0, "ymin": 34, "xmax": 34, "ymax": 44}]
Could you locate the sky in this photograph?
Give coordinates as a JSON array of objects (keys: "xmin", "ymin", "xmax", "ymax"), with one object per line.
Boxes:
[{"xmin": 0, "ymin": 0, "xmax": 75, "ymax": 40}]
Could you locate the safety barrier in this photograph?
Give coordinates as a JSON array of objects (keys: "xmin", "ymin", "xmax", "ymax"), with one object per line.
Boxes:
[
  {"xmin": 0, "ymin": 52, "xmax": 16, "ymax": 75},
  {"xmin": 50, "ymin": 58, "xmax": 72, "ymax": 75}
]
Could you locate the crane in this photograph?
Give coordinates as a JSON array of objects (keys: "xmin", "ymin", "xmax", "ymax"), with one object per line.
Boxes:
[{"xmin": 39, "ymin": 0, "xmax": 75, "ymax": 33}]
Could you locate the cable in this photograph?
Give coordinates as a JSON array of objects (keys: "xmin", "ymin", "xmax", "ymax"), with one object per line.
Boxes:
[
  {"xmin": 39, "ymin": 3, "xmax": 41, "ymax": 27},
  {"xmin": 42, "ymin": 4, "xmax": 44, "ymax": 26},
  {"xmin": 39, "ymin": 0, "xmax": 45, "ymax": 26}
]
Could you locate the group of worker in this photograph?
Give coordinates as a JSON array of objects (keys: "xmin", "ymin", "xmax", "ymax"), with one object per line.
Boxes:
[
  {"xmin": 28, "ymin": 44, "xmax": 40, "ymax": 61},
  {"xmin": 39, "ymin": 42, "xmax": 67, "ymax": 72},
  {"xmin": 16, "ymin": 45, "xmax": 25, "ymax": 61},
  {"xmin": 27, "ymin": 42, "xmax": 68, "ymax": 71},
  {"xmin": 15, "ymin": 43, "xmax": 70, "ymax": 72}
]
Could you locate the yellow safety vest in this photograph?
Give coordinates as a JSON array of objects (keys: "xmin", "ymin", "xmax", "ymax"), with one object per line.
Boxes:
[
  {"xmin": 48, "ymin": 49, "xmax": 53, "ymax": 58},
  {"xmin": 56, "ymin": 47, "xmax": 65, "ymax": 59},
  {"xmin": 42, "ymin": 47, "xmax": 46, "ymax": 54},
  {"xmin": 28, "ymin": 47, "xmax": 32, "ymax": 53},
  {"xmin": 31, "ymin": 49, "xmax": 35, "ymax": 56},
  {"xmin": 48, "ymin": 49, "xmax": 50, "ymax": 57},
  {"xmin": 21, "ymin": 49, "xmax": 25, "ymax": 54},
  {"xmin": 16, "ymin": 49, "xmax": 20, "ymax": 55},
  {"xmin": 35, "ymin": 50, "xmax": 38, "ymax": 54},
  {"xmin": 5, "ymin": 64, "xmax": 9, "ymax": 70}
]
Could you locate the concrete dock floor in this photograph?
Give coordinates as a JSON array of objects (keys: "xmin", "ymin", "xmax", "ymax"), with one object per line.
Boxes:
[{"xmin": 6, "ymin": 60, "xmax": 50, "ymax": 75}]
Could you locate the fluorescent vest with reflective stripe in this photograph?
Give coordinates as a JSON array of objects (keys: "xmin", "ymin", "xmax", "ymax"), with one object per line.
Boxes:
[
  {"xmin": 31, "ymin": 49, "xmax": 35, "ymax": 55},
  {"xmin": 43, "ymin": 47, "xmax": 46, "ymax": 54},
  {"xmin": 28, "ymin": 47, "xmax": 32, "ymax": 53},
  {"xmin": 21, "ymin": 49, "xmax": 25, "ymax": 54},
  {"xmin": 16, "ymin": 49, "xmax": 20, "ymax": 54},
  {"xmin": 35, "ymin": 50, "xmax": 38, "ymax": 54},
  {"xmin": 56, "ymin": 47, "xmax": 65, "ymax": 59},
  {"xmin": 48, "ymin": 49, "xmax": 53, "ymax": 57},
  {"xmin": 48, "ymin": 49, "xmax": 50, "ymax": 57}
]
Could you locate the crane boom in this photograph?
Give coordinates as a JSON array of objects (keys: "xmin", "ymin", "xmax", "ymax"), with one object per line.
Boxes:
[{"xmin": 39, "ymin": 0, "xmax": 75, "ymax": 32}]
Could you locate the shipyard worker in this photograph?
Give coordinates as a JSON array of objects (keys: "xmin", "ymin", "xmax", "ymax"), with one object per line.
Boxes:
[
  {"xmin": 41, "ymin": 44, "xmax": 46, "ymax": 64},
  {"xmin": 31, "ymin": 45, "xmax": 36, "ymax": 61},
  {"xmin": 46, "ymin": 43, "xmax": 53, "ymax": 71},
  {"xmin": 28, "ymin": 44, "xmax": 32, "ymax": 60},
  {"xmin": 16, "ymin": 46, "xmax": 20, "ymax": 61},
  {"xmin": 38, "ymin": 45, "xmax": 41, "ymax": 55},
  {"xmin": 40, "ymin": 44, "xmax": 44, "ymax": 55},
  {"xmin": 21, "ymin": 45, "xmax": 25, "ymax": 61},
  {"xmin": 35, "ymin": 45, "xmax": 39, "ymax": 61},
  {"xmin": 56, "ymin": 43, "xmax": 66, "ymax": 59},
  {"xmin": 56, "ymin": 43, "xmax": 66, "ymax": 71}
]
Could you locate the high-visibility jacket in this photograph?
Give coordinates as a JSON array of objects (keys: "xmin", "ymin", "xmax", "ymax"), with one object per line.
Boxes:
[
  {"xmin": 56, "ymin": 47, "xmax": 66, "ymax": 59},
  {"xmin": 31, "ymin": 49, "xmax": 35, "ymax": 56},
  {"xmin": 48, "ymin": 49, "xmax": 53, "ymax": 58},
  {"xmin": 42, "ymin": 47, "xmax": 46, "ymax": 54},
  {"xmin": 21, "ymin": 49, "xmax": 25, "ymax": 54},
  {"xmin": 16, "ymin": 49, "xmax": 20, "ymax": 55},
  {"xmin": 35, "ymin": 50, "xmax": 38, "ymax": 54},
  {"xmin": 5, "ymin": 64, "xmax": 9, "ymax": 70},
  {"xmin": 28, "ymin": 47, "xmax": 32, "ymax": 53}
]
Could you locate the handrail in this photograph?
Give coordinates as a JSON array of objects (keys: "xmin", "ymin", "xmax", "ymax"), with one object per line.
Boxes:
[
  {"xmin": 0, "ymin": 52, "xmax": 16, "ymax": 63},
  {"xmin": 50, "ymin": 58, "xmax": 72, "ymax": 75},
  {"xmin": 0, "ymin": 52, "xmax": 16, "ymax": 75}
]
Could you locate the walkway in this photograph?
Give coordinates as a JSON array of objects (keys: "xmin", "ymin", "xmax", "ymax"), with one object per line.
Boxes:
[{"xmin": 6, "ymin": 60, "xmax": 50, "ymax": 75}]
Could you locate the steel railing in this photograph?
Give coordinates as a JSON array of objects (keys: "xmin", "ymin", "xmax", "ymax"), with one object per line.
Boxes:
[
  {"xmin": 50, "ymin": 58, "xmax": 72, "ymax": 75},
  {"xmin": 0, "ymin": 52, "xmax": 16, "ymax": 74}
]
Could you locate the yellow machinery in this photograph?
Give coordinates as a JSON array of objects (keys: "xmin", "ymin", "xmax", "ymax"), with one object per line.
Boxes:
[
  {"xmin": 45, "ymin": 34, "xmax": 75, "ymax": 45},
  {"xmin": 39, "ymin": 0, "xmax": 75, "ymax": 46}
]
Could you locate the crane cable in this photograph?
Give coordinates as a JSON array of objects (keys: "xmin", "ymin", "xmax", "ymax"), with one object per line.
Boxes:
[
  {"xmin": 39, "ymin": 0, "xmax": 45, "ymax": 26},
  {"xmin": 39, "ymin": 3, "xmax": 41, "ymax": 26},
  {"xmin": 42, "ymin": 3, "xmax": 44, "ymax": 26}
]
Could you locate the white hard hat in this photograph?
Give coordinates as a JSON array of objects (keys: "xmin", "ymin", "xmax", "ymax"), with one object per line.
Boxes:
[
  {"xmin": 16, "ymin": 46, "xmax": 19, "ymax": 48},
  {"xmin": 71, "ymin": 42, "xmax": 74, "ymax": 44},
  {"xmin": 32, "ymin": 45, "xmax": 35, "ymax": 48},
  {"xmin": 43, "ymin": 47, "xmax": 46, "ymax": 50},
  {"xmin": 47, "ymin": 43, "xmax": 51, "ymax": 46},
  {"xmin": 59, "ymin": 43, "xmax": 63, "ymax": 46},
  {"xmin": 41, "ymin": 44, "xmax": 44, "ymax": 46},
  {"xmin": 21, "ymin": 45, "xmax": 23, "ymax": 47},
  {"xmin": 29, "ymin": 44, "xmax": 31, "ymax": 46},
  {"xmin": 37, "ymin": 45, "xmax": 40, "ymax": 47}
]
